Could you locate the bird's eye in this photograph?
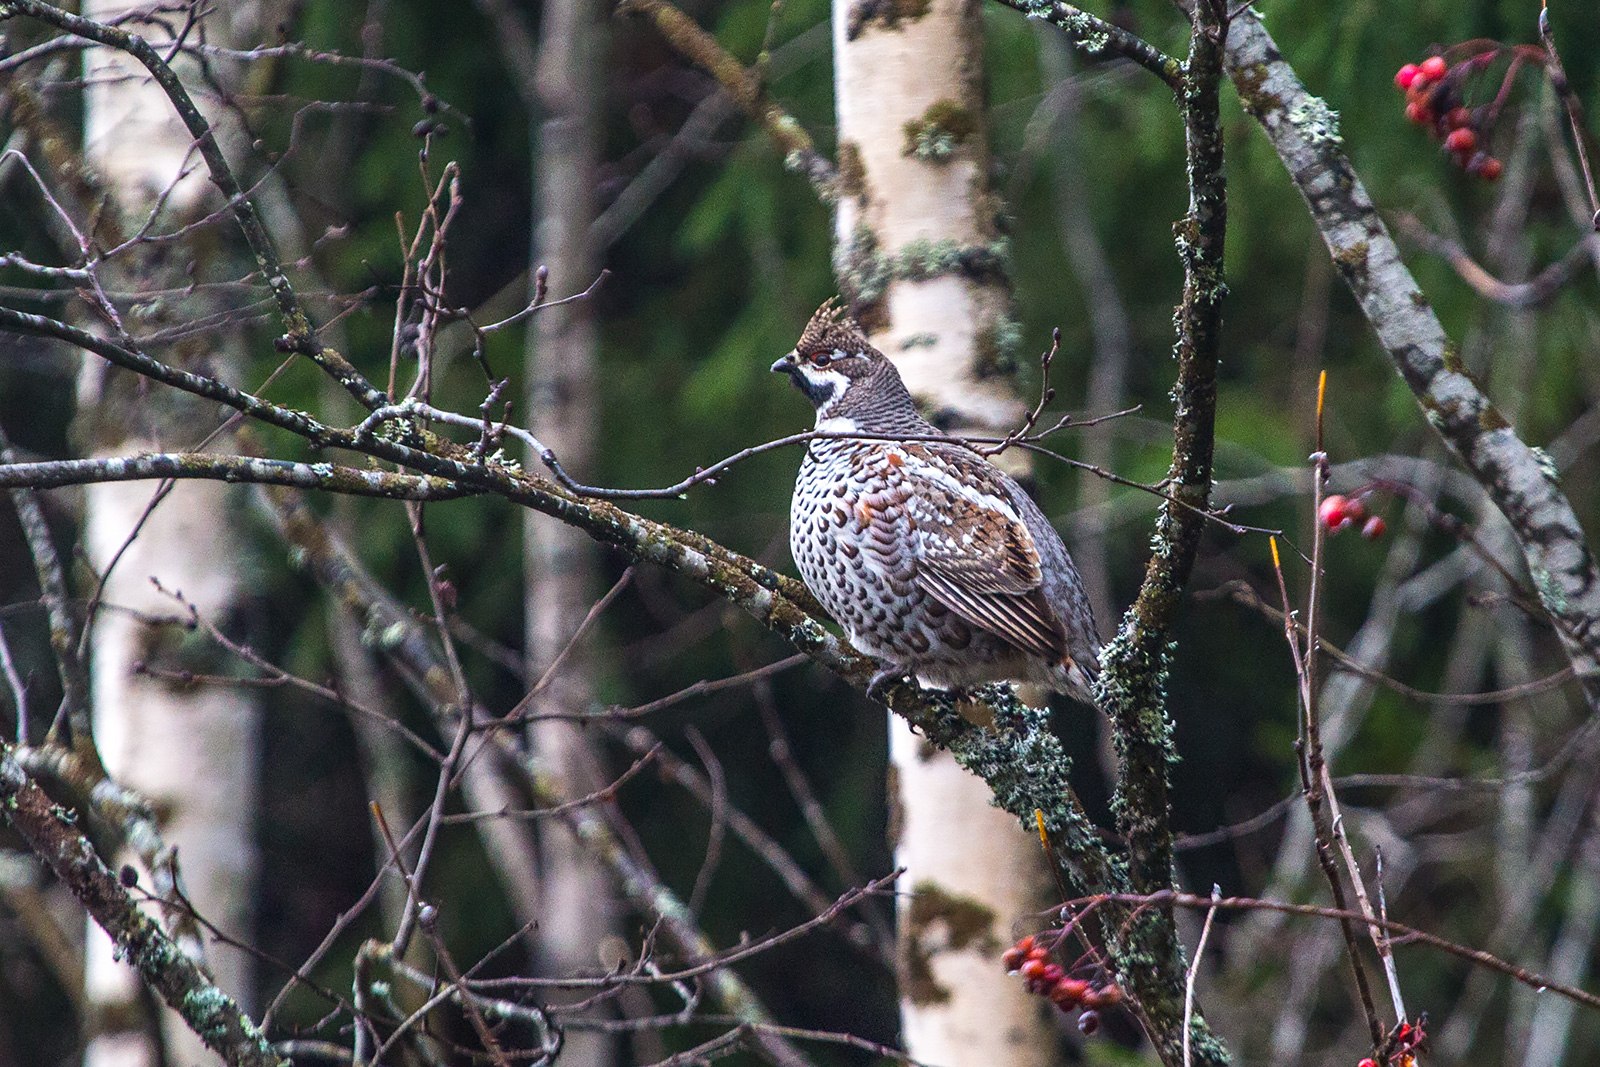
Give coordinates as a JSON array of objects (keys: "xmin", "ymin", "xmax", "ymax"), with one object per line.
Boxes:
[{"xmin": 811, "ymin": 349, "xmax": 845, "ymax": 367}]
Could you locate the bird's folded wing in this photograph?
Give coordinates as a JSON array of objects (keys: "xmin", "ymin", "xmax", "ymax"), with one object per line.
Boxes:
[{"xmin": 901, "ymin": 450, "xmax": 1070, "ymax": 661}]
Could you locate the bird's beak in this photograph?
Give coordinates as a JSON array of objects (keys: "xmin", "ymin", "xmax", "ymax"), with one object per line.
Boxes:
[{"xmin": 770, "ymin": 350, "xmax": 798, "ymax": 375}]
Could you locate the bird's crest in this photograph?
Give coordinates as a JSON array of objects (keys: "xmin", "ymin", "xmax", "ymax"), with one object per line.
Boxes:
[{"xmin": 796, "ymin": 298, "xmax": 870, "ymax": 356}]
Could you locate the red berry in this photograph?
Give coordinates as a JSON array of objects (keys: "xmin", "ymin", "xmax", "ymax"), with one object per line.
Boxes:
[
  {"xmin": 1446, "ymin": 106, "xmax": 1472, "ymax": 129},
  {"xmin": 1404, "ymin": 102, "xmax": 1433, "ymax": 126},
  {"xmin": 1395, "ymin": 64, "xmax": 1419, "ymax": 90},
  {"xmin": 1050, "ymin": 977, "xmax": 1091, "ymax": 1005},
  {"xmin": 1319, "ymin": 495, "xmax": 1351, "ymax": 530},
  {"xmin": 1015, "ymin": 935, "xmax": 1035, "ymax": 953},
  {"xmin": 1358, "ymin": 1060, "xmax": 1379, "ymax": 1067},
  {"xmin": 1078, "ymin": 1009, "xmax": 1101, "ymax": 1035},
  {"xmin": 1420, "ymin": 55, "xmax": 1448, "ymax": 80},
  {"xmin": 1361, "ymin": 516, "xmax": 1387, "ymax": 540},
  {"xmin": 1445, "ymin": 128, "xmax": 1477, "ymax": 153},
  {"xmin": 1480, "ymin": 156, "xmax": 1504, "ymax": 181},
  {"xmin": 1001, "ymin": 947, "xmax": 1026, "ymax": 971},
  {"xmin": 1039, "ymin": 963, "xmax": 1066, "ymax": 985},
  {"xmin": 1019, "ymin": 958, "xmax": 1048, "ymax": 980},
  {"xmin": 1088, "ymin": 983, "xmax": 1123, "ymax": 1007}
]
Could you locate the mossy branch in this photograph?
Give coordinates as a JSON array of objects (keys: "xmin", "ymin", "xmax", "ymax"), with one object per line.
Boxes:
[
  {"xmin": 1088, "ymin": 0, "xmax": 1231, "ymax": 1062},
  {"xmin": 0, "ymin": 745, "xmax": 287, "ymax": 1067}
]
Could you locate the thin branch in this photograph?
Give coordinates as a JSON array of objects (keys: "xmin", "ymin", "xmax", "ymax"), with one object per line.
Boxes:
[
  {"xmin": 1183, "ymin": 886, "xmax": 1220, "ymax": 1067},
  {"xmin": 614, "ymin": 0, "xmax": 836, "ymax": 193},
  {"xmin": 1086, "ymin": 889, "xmax": 1600, "ymax": 1014},
  {"xmin": 989, "ymin": 0, "xmax": 1182, "ymax": 89},
  {"xmin": 6, "ymin": 0, "xmax": 391, "ymax": 412},
  {"xmin": 1538, "ymin": 2, "xmax": 1599, "ymax": 228},
  {"xmin": 1394, "ymin": 213, "xmax": 1598, "ymax": 308}
]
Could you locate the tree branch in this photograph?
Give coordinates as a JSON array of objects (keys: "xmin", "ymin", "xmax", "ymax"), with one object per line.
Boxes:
[
  {"xmin": 0, "ymin": 745, "xmax": 286, "ymax": 1067},
  {"xmin": 3, "ymin": 0, "xmax": 390, "ymax": 413},
  {"xmin": 1225, "ymin": 8, "xmax": 1600, "ymax": 712},
  {"xmin": 1088, "ymin": 1, "xmax": 1231, "ymax": 1062}
]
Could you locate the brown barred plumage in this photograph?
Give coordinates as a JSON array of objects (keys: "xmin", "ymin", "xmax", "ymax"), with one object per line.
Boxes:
[{"xmin": 771, "ymin": 301, "xmax": 1101, "ymax": 701}]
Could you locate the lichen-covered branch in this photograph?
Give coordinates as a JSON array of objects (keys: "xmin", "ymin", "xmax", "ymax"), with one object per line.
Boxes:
[
  {"xmin": 1087, "ymin": 0, "xmax": 1230, "ymax": 1061},
  {"xmin": 0, "ymin": 745, "xmax": 287, "ymax": 1067},
  {"xmin": 992, "ymin": 0, "xmax": 1182, "ymax": 89},
  {"xmin": 1226, "ymin": 9, "xmax": 1600, "ymax": 712},
  {"xmin": 14, "ymin": 745, "xmax": 212, "ymax": 969}
]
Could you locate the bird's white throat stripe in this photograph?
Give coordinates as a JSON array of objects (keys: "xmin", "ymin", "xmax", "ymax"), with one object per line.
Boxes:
[{"xmin": 814, "ymin": 414, "xmax": 859, "ymax": 435}]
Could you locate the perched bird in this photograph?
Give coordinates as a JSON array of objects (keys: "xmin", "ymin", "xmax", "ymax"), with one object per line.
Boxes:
[{"xmin": 772, "ymin": 300, "xmax": 1101, "ymax": 702}]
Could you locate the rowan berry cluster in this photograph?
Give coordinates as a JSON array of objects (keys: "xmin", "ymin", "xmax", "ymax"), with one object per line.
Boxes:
[
  {"xmin": 1001, "ymin": 936, "xmax": 1122, "ymax": 1036},
  {"xmin": 1356, "ymin": 1016, "xmax": 1427, "ymax": 1067},
  {"xmin": 1394, "ymin": 53, "xmax": 1503, "ymax": 181},
  {"xmin": 1319, "ymin": 493, "xmax": 1386, "ymax": 540}
]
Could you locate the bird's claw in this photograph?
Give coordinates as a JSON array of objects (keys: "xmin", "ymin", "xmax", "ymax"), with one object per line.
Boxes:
[{"xmin": 866, "ymin": 665, "xmax": 910, "ymax": 703}]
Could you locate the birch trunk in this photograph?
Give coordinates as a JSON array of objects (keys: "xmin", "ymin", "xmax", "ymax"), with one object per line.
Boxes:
[
  {"xmin": 524, "ymin": 0, "xmax": 618, "ymax": 1061},
  {"xmin": 833, "ymin": 3, "xmax": 1054, "ymax": 1061},
  {"xmin": 78, "ymin": 6, "xmax": 270, "ymax": 1064}
]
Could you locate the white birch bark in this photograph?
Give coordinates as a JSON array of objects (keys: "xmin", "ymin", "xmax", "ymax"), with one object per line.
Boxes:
[
  {"xmin": 834, "ymin": 2, "xmax": 1053, "ymax": 1061},
  {"xmin": 79, "ymin": 6, "xmax": 270, "ymax": 1064}
]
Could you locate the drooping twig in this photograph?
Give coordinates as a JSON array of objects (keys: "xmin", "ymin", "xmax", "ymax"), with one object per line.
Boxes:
[{"xmin": 1395, "ymin": 213, "xmax": 1599, "ymax": 308}]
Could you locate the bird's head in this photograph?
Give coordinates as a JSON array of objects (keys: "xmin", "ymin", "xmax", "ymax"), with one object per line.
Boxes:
[{"xmin": 771, "ymin": 299, "xmax": 913, "ymax": 428}]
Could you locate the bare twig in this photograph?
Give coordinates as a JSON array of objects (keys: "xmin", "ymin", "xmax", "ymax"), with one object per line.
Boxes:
[
  {"xmin": 1538, "ymin": 2, "xmax": 1599, "ymax": 228},
  {"xmin": 1183, "ymin": 885, "xmax": 1221, "ymax": 1067}
]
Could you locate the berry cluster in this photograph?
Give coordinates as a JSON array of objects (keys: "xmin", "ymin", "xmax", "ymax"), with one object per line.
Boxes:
[
  {"xmin": 1001, "ymin": 936, "xmax": 1122, "ymax": 1036},
  {"xmin": 1319, "ymin": 494, "xmax": 1386, "ymax": 540},
  {"xmin": 1356, "ymin": 1015, "xmax": 1427, "ymax": 1067},
  {"xmin": 1395, "ymin": 54, "xmax": 1503, "ymax": 181}
]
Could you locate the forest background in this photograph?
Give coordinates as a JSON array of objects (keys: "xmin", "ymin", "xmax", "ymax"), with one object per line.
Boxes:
[{"xmin": 2, "ymin": 0, "xmax": 1599, "ymax": 1065}]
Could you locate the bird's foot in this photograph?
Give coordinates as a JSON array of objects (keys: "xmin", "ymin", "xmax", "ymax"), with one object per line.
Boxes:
[{"xmin": 866, "ymin": 665, "xmax": 912, "ymax": 703}]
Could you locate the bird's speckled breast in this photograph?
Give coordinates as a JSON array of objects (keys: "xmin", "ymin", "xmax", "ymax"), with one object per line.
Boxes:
[{"xmin": 790, "ymin": 440, "xmax": 974, "ymax": 667}]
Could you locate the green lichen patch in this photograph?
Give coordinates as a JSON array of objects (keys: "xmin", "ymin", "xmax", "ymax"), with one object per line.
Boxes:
[
  {"xmin": 907, "ymin": 880, "xmax": 1000, "ymax": 952},
  {"xmin": 902, "ymin": 100, "xmax": 977, "ymax": 162},
  {"xmin": 901, "ymin": 880, "xmax": 1002, "ymax": 1005},
  {"xmin": 1287, "ymin": 95, "xmax": 1342, "ymax": 147}
]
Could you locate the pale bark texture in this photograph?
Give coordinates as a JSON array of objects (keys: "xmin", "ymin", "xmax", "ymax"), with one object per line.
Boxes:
[
  {"xmin": 78, "ymin": 5, "xmax": 269, "ymax": 1064},
  {"xmin": 833, "ymin": 1, "xmax": 1054, "ymax": 1061},
  {"xmin": 524, "ymin": 0, "xmax": 618, "ymax": 1062}
]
